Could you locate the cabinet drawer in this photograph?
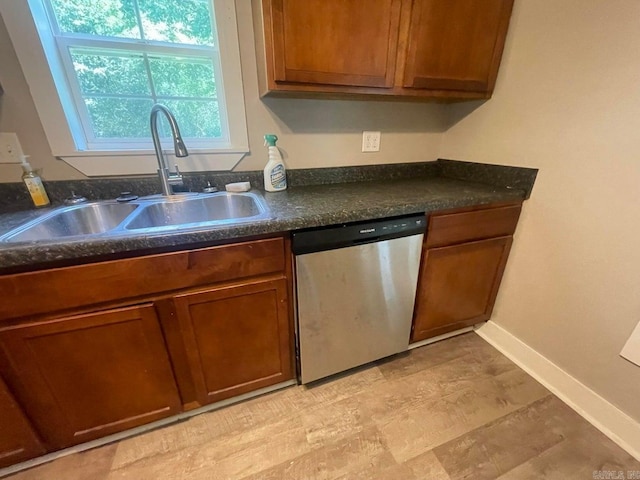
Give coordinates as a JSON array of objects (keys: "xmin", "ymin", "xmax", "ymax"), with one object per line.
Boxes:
[
  {"xmin": 426, "ymin": 204, "xmax": 521, "ymax": 248},
  {"xmin": 0, "ymin": 237, "xmax": 286, "ymax": 321}
]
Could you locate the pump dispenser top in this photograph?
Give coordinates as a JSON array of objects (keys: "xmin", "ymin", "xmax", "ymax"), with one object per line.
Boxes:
[{"xmin": 263, "ymin": 134, "xmax": 287, "ymax": 192}]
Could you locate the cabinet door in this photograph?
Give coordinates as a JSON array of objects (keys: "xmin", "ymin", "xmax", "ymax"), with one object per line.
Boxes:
[
  {"xmin": 265, "ymin": 0, "xmax": 402, "ymax": 88},
  {"xmin": 0, "ymin": 376, "xmax": 45, "ymax": 468},
  {"xmin": 411, "ymin": 236, "xmax": 513, "ymax": 342},
  {"xmin": 0, "ymin": 305, "xmax": 182, "ymax": 449},
  {"xmin": 172, "ymin": 278, "xmax": 292, "ymax": 405},
  {"xmin": 403, "ymin": 0, "xmax": 514, "ymax": 92}
]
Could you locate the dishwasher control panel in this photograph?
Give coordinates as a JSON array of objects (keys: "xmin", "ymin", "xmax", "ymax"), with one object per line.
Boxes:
[{"xmin": 292, "ymin": 214, "xmax": 426, "ymax": 255}]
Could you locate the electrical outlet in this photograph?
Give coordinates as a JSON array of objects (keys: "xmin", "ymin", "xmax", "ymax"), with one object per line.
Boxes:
[
  {"xmin": 0, "ymin": 132, "xmax": 24, "ymax": 163},
  {"xmin": 362, "ymin": 131, "xmax": 381, "ymax": 152}
]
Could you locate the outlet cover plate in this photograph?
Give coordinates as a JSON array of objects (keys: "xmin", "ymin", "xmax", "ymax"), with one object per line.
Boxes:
[{"xmin": 362, "ymin": 131, "xmax": 380, "ymax": 152}]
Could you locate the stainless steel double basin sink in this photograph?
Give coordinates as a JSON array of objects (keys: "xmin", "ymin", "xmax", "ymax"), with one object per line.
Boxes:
[{"xmin": 0, "ymin": 192, "xmax": 271, "ymax": 243}]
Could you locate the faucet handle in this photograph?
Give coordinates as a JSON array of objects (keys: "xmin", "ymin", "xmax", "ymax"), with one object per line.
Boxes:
[
  {"xmin": 167, "ymin": 164, "xmax": 184, "ymax": 186},
  {"xmin": 64, "ymin": 191, "xmax": 88, "ymax": 205}
]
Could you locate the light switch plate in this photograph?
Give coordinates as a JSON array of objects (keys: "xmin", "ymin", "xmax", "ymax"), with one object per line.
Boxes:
[
  {"xmin": 0, "ymin": 132, "xmax": 24, "ymax": 163},
  {"xmin": 362, "ymin": 131, "xmax": 380, "ymax": 152}
]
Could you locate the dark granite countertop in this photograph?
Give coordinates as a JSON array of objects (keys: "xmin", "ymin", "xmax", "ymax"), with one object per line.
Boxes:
[{"xmin": 0, "ymin": 173, "xmax": 528, "ymax": 272}]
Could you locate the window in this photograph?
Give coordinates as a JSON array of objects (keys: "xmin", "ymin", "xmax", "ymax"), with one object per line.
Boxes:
[{"xmin": 0, "ymin": 0, "xmax": 248, "ymax": 175}]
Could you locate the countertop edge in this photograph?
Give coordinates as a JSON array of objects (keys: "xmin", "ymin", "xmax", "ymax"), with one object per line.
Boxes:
[{"xmin": 0, "ymin": 177, "xmax": 526, "ymax": 272}]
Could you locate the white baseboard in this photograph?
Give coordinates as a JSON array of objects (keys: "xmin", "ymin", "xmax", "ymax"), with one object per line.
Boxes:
[{"xmin": 475, "ymin": 321, "xmax": 640, "ymax": 461}]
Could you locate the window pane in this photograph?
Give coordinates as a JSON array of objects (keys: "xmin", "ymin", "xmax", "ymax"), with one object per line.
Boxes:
[
  {"xmin": 70, "ymin": 49, "xmax": 150, "ymax": 96},
  {"xmin": 137, "ymin": 0, "xmax": 214, "ymax": 46},
  {"xmin": 85, "ymin": 97, "xmax": 154, "ymax": 138},
  {"xmin": 50, "ymin": 0, "xmax": 140, "ymax": 39},
  {"xmin": 162, "ymin": 100, "xmax": 221, "ymax": 138},
  {"xmin": 149, "ymin": 56, "xmax": 216, "ymax": 98},
  {"xmin": 138, "ymin": 0, "xmax": 213, "ymax": 45}
]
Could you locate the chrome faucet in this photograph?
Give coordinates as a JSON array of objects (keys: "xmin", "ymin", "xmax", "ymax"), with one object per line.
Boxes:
[{"xmin": 150, "ymin": 104, "xmax": 188, "ymax": 196}]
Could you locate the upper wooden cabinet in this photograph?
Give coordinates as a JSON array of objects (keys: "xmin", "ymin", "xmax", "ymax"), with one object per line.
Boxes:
[
  {"xmin": 255, "ymin": 0, "xmax": 514, "ymax": 100},
  {"xmin": 403, "ymin": 0, "xmax": 514, "ymax": 92},
  {"xmin": 266, "ymin": 0, "xmax": 402, "ymax": 88}
]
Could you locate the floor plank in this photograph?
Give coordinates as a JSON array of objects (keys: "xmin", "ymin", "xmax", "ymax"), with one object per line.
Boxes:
[
  {"xmin": 7, "ymin": 443, "xmax": 117, "ymax": 480},
  {"xmin": 433, "ymin": 395, "xmax": 581, "ymax": 479}
]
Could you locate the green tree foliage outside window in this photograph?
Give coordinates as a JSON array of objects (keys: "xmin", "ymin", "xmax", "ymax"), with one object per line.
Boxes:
[{"xmin": 49, "ymin": 0, "xmax": 222, "ymax": 141}]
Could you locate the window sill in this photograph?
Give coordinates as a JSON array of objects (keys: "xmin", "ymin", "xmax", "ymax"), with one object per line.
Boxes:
[{"xmin": 60, "ymin": 150, "xmax": 247, "ymax": 177}]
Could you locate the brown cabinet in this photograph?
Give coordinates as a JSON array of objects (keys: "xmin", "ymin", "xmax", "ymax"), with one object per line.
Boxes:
[
  {"xmin": 402, "ymin": 0, "xmax": 514, "ymax": 92},
  {"xmin": 0, "ymin": 305, "xmax": 182, "ymax": 449},
  {"xmin": 0, "ymin": 236, "xmax": 295, "ymax": 462},
  {"xmin": 170, "ymin": 278, "xmax": 292, "ymax": 406},
  {"xmin": 265, "ymin": 0, "xmax": 402, "ymax": 89},
  {"xmin": 0, "ymin": 376, "xmax": 45, "ymax": 468},
  {"xmin": 411, "ymin": 203, "xmax": 521, "ymax": 342},
  {"xmin": 255, "ymin": 0, "xmax": 514, "ymax": 100}
]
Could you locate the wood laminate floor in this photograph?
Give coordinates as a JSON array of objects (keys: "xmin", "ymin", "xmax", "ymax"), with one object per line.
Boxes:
[{"xmin": 8, "ymin": 333, "xmax": 640, "ymax": 479}]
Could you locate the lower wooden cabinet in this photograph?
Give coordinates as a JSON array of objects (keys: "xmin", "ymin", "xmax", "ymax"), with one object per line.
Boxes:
[
  {"xmin": 0, "ymin": 236, "xmax": 294, "ymax": 468},
  {"xmin": 0, "ymin": 305, "xmax": 182, "ymax": 449},
  {"xmin": 411, "ymin": 203, "xmax": 521, "ymax": 343},
  {"xmin": 412, "ymin": 236, "xmax": 513, "ymax": 342},
  {"xmin": 0, "ymin": 376, "xmax": 45, "ymax": 468},
  {"xmin": 170, "ymin": 277, "xmax": 293, "ymax": 406}
]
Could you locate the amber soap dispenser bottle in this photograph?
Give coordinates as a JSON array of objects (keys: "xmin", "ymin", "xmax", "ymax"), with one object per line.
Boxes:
[{"xmin": 20, "ymin": 156, "xmax": 50, "ymax": 207}]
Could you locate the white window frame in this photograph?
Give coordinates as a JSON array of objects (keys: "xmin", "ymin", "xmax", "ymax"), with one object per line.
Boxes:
[{"xmin": 0, "ymin": 0, "xmax": 249, "ymax": 175}]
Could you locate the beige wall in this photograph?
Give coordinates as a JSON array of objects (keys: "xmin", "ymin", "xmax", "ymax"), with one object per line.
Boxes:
[
  {"xmin": 0, "ymin": 15, "xmax": 84, "ymax": 181},
  {"xmin": 0, "ymin": 3, "xmax": 447, "ymax": 182},
  {"xmin": 440, "ymin": 0, "xmax": 640, "ymax": 421}
]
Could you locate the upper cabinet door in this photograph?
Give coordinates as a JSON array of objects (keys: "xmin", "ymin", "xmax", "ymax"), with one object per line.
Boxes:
[
  {"xmin": 402, "ymin": 0, "xmax": 514, "ymax": 93},
  {"xmin": 266, "ymin": 0, "xmax": 402, "ymax": 88}
]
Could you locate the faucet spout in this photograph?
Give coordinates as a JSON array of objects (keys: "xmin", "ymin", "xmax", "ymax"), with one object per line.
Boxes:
[{"xmin": 150, "ymin": 104, "xmax": 188, "ymax": 196}]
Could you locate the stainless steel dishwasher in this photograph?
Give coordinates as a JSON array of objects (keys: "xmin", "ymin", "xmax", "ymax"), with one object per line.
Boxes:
[{"xmin": 292, "ymin": 215, "xmax": 425, "ymax": 384}]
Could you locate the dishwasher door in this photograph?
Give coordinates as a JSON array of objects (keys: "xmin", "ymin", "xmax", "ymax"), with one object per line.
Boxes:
[{"xmin": 295, "ymin": 234, "xmax": 423, "ymax": 384}]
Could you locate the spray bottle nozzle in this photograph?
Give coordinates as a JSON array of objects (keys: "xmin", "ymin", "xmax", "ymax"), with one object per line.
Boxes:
[{"xmin": 264, "ymin": 134, "xmax": 278, "ymax": 147}]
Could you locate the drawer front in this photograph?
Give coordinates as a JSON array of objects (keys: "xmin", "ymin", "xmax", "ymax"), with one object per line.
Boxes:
[
  {"xmin": 426, "ymin": 204, "xmax": 521, "ymax": 248},
  {"xmin": 0, "ymin": 237, "xmax": 286, "ymax": 321}
]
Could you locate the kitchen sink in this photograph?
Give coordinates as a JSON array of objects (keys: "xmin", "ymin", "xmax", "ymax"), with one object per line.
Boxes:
[
  {"xmin": 0, "ymin": 192, "xmax": 271, "ymax": 243},
  {"xmin": 1, "ymin": 202, "xmax": 139, "ymax": 243},
  {"xmin": 126, "ymin": 192, "xmax": 269, "ymax": 231}
]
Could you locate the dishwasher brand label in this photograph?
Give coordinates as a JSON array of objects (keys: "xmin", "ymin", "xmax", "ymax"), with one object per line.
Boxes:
[{"xmin": 359, "ymin": 228, "xmax": 376, "ymax": 234}]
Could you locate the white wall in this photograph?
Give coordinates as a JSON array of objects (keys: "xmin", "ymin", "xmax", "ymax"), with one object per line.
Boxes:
[{"xmin": 440, "ymin": 0, "xmax": 640, "ymax": 421}]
